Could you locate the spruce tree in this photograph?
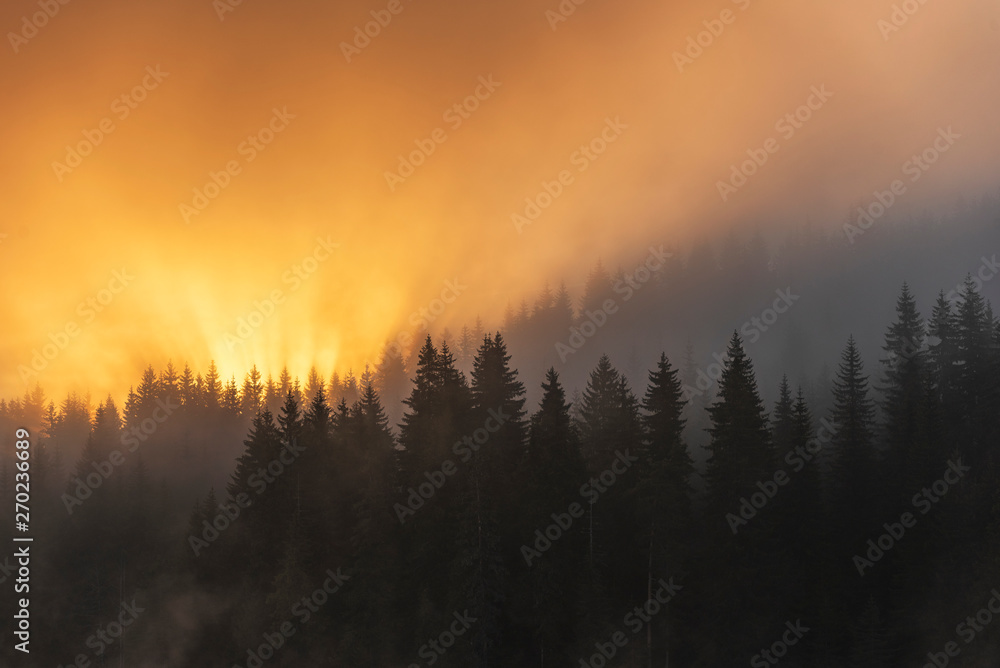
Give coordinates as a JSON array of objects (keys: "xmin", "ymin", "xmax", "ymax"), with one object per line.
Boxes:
[
  {"xmin": 781, "ymin": 390, "xmax": 824, "ymax": 625},
  {"xmin": 827, "ymin": 335, "xmax": 881, "ymax": 641},
  {"xmin": 704, "ymin": 333, "xmax": 772, "ymax": 506},
  {"xmin": 700, "ymin": 333, "xmax": 777, "ymax": 663},
  {"xmin": 576, "ymin": 355, "xmax": 643, "ymax": 626},
  {"xmin": 343, "ymin": 380, "xmax": 398, "ymax": 665},
  {"xmin": 577, "ymin": 355, "xmax": 642, "ymax": 467},
  {"xmin": 639, "ymin": 353, "xmax": 692, "ymax": 666},
  {"xmin": 203, "ymin": 361, "xmax": 223, "ymax": 410},
  {"xmin": 880, "ymin": 283, "xmax": 929, "ymax": 488},
  {"xmin": 240, "ymin": 365, "xmax": 264, "ymax": 418},
  {"xmin": 772, "ymin": 375, "xmax": 795, "ymax": 456},
  {"xmin": 830, "ymin": 335, "xmax": 877, "ymax": 510},
  {"xmin": 454, "ymin": 333, "xmax": 527, "ymax": 664},
  {"xmin": 469, "ymin": 333, "xmax": 527, "ymax": 481},
  {"xmin": 954, "ymin": 276, "xmax": 995, "ymax": 462},
  {"xmin": 519, "ymin": 369, "xmax": 588, "ymax": 663},
  {"xmin": 928, "ymin": 291, "xmax": 957, "ymax": 407},
  {"xmin": 227, "ymin": 410, "xmax": 281, "ymax": 575}
]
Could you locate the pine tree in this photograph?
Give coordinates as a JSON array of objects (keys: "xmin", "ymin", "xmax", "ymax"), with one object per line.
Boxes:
[
  {"xmin": 772, "ymin": 375, "xmax": 795, "ymax": 455},
  {"xmin": 228, "ymin": 410, "xmax": 282, "ymax": 576},
  {"xmin": 159, "ymin": 361, "xmax": 180, "ymax": 404},
  {"xmin": 203, "ymin": 361, "xmax": 223, "ymax": 410},
  {"xmin": 304, "ymin": 365, "xmax": 323, "ymax": 403},
  {"xmin": 277, "ymin": 389, "xmax": 303, "ymax": 461},
  {"xmin": 343, "ymin": 379, "xmax": 398, "ymax": 665},
  {"xmin": 779, "ymin": 390, "xmax": 825, "ymax": 631},
  {"xmin": 830, "ymin": 336, "xmax": 877, "ymax": 507},
  {"xmin": 82, "ymin": 396, "xmax": 122, "ymax": 466},
  {"xmin": 342, "ymin": 369, "xmax": 360, "ymax": 406},
  {"xmin": 928, "ymin": 291, "xmax": 957, "ymax": 407},
  {"xmin": 825, "ymin": 335, "xmax": 881, "ymax": 643},
  {"xmin": 136, "ymin": 365, "xmax": 160, "ymax": 414},
  {"xmin": 228, "ymin": 410, "xmax": 278, "ymax": 499},
  {"xmin": 222, "ymin": 377, "xmax": 241, "ymax": 416},
  {"xmin": 879, "ymin": 284, "xmax": 929, "ymax": 487},
  {"xmin": 577, "ymin": 355, "xmax": 641, "ymax": 467},
  {"xmin": 399, "ymin": 337, "xmax": 442, "ymax": 476},
  {"xmin": 240, "ymin": 366, "xmax": 264, "ymax": 418},
  {"xmin": 576, "ymin": 354, "xmax": 643, "ymax": 625},
  {"xmin": 638, "ymin": 353, "xmax": 692, "ymax": 666},
  {"xmin": 278, "ymin": 367, "xmax": 293, "ymax": 404},
  {"xmin": 516, "ymin": 369, "xmax": 588, "ymax": 664},
  {"xmin": 269, "ymin": 391, "xmax": 303, "ymax": 546},
  {"xmin": 699, "ymin": 333, "xmax": 778, "ymax": 663},
  {"xmin": 640, "ymin": 353, "xmax": 692, "ymax": 540},
  {"xmin": 469, "ymin": 332, "xmax": 527, "ymax": 480},
  {"xmin": 704, "ymin": 333, "xmax": 772, "ymax": 506},
  {"xmin": 953, "ymin": 276, "xmax": 994, "ymax": 462},
  {"xmin": 397, "ymin": 336, "xmax": 474, "ymax": 651},
  {"xmin": 300, "ymin": 382, "xmax": 337, "ymax": 566},
  {"xmin": 263, "ymin": 374, "xmax": 280, "ymax": 414},
  {"xmin": 180, "ymin": 364, "xmax": 197, "ymax": 408},
  {"xmin": 123, "ymin": 386, "xmax": 140, "ymax": 429},
  {"xmin": 451, "ymin": 333, "xmax": 528, "ymax": 663}
]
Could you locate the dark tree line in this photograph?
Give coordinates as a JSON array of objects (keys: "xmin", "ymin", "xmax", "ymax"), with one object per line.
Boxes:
[{"xmin": 1, "ymin": 277, "xmax": 999, "ymax": 666}]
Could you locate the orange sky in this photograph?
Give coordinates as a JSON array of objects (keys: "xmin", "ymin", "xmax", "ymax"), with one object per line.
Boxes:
[{"xmin": 1, "ymin": 0, "xmax": 998, "ymax": 399}]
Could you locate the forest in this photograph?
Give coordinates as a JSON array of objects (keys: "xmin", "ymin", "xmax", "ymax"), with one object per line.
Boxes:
[
  {"xmin": 5, "ymin": 0, "xmax": 999, "ymax": 662},
  {"xmin": 1, "ymin": 251, "xmax": 999, "ymax": 666}
]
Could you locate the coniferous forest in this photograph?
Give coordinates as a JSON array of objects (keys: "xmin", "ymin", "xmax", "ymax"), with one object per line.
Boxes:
[
  {"xmin": 7, "ymin": 0, "xmax": 1000, "ymax": 663},
  {"xmin": 6, "ymin": 0, "xmax": 1000, "ymax": 663},
  {"xmin": 2, "ymin": 233, "xmax": 999, "ymax": 666}
]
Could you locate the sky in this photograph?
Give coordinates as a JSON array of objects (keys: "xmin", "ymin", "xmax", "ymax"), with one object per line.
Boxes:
[{"xmin": 1, "ymin": 0, "xmax": 998, "ymax": 399}]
